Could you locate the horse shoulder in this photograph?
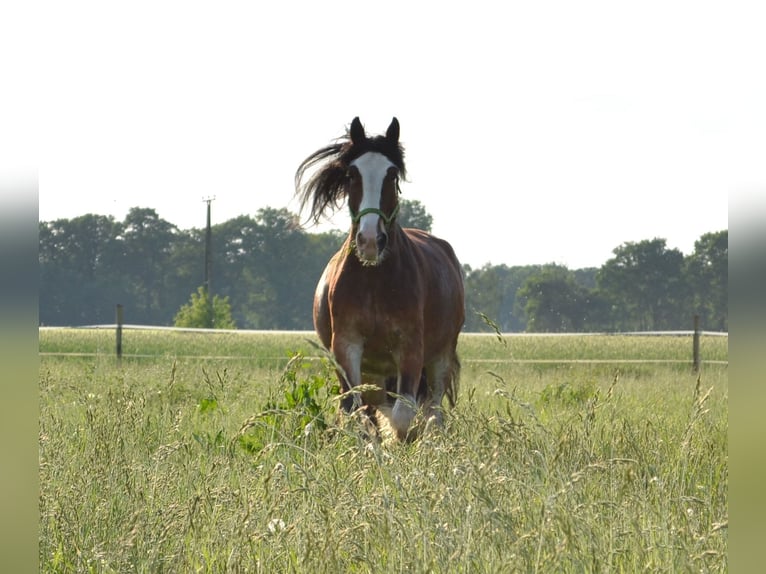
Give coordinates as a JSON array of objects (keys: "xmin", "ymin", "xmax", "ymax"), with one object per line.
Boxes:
[
  {"xmin": 402, "ymin": 229, "xmax": 462, "ymax": 279},
  {"xmin": 314, "ymin": 250, "xmax": 347, "ymax": 348}
]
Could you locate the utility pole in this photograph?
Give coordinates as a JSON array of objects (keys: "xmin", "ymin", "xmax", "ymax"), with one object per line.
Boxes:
[
  {"xmin": 203, "ymin": 196, "xmax": 215, "ymax": 294},
  {"xmin": 203, "ymin": 196, "xmax": 215, "ymax": 327}
]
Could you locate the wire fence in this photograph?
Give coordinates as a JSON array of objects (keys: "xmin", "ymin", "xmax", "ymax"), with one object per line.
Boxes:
[{"xmin": 39, "ymin": 324, "xmax": 728, "ymax": 366}]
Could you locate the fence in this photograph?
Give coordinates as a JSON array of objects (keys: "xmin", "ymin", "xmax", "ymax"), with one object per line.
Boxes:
[{"xmin": 39, "ymin": 312, "xmax": 727, "ymax": 368}]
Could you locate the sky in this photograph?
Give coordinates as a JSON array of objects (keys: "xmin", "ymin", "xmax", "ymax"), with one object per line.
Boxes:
[{"xmin": 10, "ymin": 1, "xmax": 763, "ymax": 269}]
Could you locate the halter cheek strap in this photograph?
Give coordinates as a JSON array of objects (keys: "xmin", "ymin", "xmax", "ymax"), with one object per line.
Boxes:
[{"xmin": 350, "ymin": 203, "xmax": 400, "ymax": 227}]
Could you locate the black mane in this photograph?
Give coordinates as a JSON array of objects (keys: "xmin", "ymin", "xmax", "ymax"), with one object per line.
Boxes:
[{"xmin": 295, "ymin": 118, "xmax": 406, "ymax": 223}]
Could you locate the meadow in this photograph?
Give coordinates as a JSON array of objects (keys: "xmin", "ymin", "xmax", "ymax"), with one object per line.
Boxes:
[{"xmin": 39, "ymin": 329, "xmax": 728, "ymax": 572}]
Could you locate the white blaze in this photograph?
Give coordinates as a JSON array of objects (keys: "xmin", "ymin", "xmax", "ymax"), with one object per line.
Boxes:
[{"xmin": 350, "ymin": 152, "xmax": 394, "ymax": 241}]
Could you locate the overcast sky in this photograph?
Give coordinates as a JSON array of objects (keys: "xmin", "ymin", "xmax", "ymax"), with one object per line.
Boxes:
[{"xmin": 18, "ymin": 1, "xmax": 762, "ymax": 269}]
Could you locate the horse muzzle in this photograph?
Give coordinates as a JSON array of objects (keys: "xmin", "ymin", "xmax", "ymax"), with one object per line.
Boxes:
[
  {"xmin": 355, "ymin": 229, "xmax": 388, "ymax": 265},
  {"xmin": 352, "ymin": 205, "xmax": 397, "ymax": 265}
]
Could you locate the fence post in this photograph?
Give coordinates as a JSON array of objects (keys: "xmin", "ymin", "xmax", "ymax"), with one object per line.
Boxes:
[
  {"xmin": 692, "ymin": 314, "xmax": 700, "ymax": 372},
  {"xmin": 116, "ymin": 304, "xmax": 124, "ymax": 362}
]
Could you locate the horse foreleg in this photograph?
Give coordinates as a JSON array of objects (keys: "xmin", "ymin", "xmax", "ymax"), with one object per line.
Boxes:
[
  {"xmin": 391, "ymin": 355, "xmax": 424, "ymax": 440},
  {"xmin": 422, "ymin": 355, "xmax": 451, "ymax": 427},
  {"xmin": 331, "ymin": 338, "xmax": 363, "ymax": 413}
]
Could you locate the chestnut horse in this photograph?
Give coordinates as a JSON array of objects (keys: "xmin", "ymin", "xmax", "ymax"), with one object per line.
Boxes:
[{"xmin": 295, "ymin": 117, "xmax": 465, "ymax": 440}]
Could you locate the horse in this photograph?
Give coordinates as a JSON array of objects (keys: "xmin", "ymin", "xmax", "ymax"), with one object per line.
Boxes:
[{"xmin": 294, "ymin": 117, "xmax": 465, "ymax": 441}]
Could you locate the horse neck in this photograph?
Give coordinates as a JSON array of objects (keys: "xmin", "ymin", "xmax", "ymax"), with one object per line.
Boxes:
[{"xmin": 386, "ymin": 223, "xmax": 407, "ymax": 250}]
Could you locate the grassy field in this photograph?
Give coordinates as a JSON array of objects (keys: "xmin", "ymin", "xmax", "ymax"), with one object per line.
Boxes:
[{"xmin": 39, "ymin": 329, "xmax": 728, "ymax": 573}]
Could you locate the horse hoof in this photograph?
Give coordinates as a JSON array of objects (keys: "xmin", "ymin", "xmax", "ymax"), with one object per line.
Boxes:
[{"xmin": 391, "ymin": 395, "xmax": 417, "ymax": 440}]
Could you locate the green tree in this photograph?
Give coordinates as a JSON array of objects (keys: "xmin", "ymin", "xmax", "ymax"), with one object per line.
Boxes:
[
  {"xmin": 39, "ymin": 203, "xmax": 725, "ymax": 332},
  {"xmin": 597, "ymin": 238, "xmax": 686, "ymax": 330},
  {"xmin": 398, "ymin": 199, "xmax": 433, "ymax": 231},
  {"xmin": 39, "ymin": 214, "xmax": 122, "ymax": 325},
  {"xmin": 518, "ymin": 265, "xmax": 592, "ymax": 332},
  {"xmin": 163, "ymin": 228, "xmax": 207, "ymax": 323},
  {"xmin": 210, "ymin": 208, "xmax": 342, "ymax": 329},
  {"xmin": 174, "ymin": 286, "xmax": 236, "ymax": 329},
  {"xmin": 684, "ymin": 230, "xmax": 727, "ymax": 331},
  {"xmin": 464, "ymin": 264, "xmax": 541, "ymax": 331},
  {"xmin": 118, "ymin": 207, "xmax": 179, "ymax": 324},
  {"xmin": 213, "ymin": 209, "xmax": 308, "ymax": 329}
]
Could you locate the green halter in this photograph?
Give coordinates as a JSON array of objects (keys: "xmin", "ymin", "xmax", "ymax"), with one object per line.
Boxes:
[{"xmin": 350, "ymin": 203, "xmax": 400, "ymax": 227}]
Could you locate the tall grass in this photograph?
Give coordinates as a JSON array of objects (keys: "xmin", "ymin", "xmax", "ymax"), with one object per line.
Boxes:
[{"xmin": 39, "ymin": 330, "xmax": 727, "ymax": 572}]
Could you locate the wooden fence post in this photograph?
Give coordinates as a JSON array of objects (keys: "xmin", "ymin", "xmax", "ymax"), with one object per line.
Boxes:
[
  {"xmin": 116, "ymin": 304, "xmax": 124, "ymax": 362},
  {"xmin": 692, "ymin": 314, "xmax": 700, "ymax": 372}
]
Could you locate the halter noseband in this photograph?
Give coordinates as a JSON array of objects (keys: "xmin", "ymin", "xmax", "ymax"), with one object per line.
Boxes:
[{"xmin": 350, "ymin": 203, "xmax": 400, "ymax": 227}]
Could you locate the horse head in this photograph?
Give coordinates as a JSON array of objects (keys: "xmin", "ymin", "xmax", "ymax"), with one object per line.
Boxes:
[
  {"xmin": 347, "ymin": 117, "xmax": 402, "ymax": 265},
  {"xmin": 295, "ymin": 116, "xmax": 406, "ymax": 266}
]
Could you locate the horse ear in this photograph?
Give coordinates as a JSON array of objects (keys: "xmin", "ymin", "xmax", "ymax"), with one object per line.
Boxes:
[
  {"xmin": 386, "ymin": 117, "xmax": 400, "ymax": 143},
  {"xmin": 350, "ymin": 117, "xmax": 366, "ymax": 144}
]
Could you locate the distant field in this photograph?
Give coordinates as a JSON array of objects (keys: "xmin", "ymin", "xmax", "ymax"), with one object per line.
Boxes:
[
  {"xmin": 39, "ymin": 326, "xmax": 728, "ymax": 363},
  {"xmin": 39, "ymin": 329, "xmax": 728, "ymax": 572}
]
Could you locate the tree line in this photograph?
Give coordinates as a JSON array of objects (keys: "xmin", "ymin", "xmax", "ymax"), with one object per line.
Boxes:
[{"xmin": 39, "ymin": 203, "xmax": 727, "ymax": 332}]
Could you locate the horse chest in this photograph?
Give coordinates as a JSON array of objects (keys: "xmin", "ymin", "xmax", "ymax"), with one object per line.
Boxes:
[
  {"xmin": 336, "ymin": 293, "xmax": 411, "ymax": 339},
  {"xmin": 330, "ymin": 270, "xmax": 420, "ymax": 334}
]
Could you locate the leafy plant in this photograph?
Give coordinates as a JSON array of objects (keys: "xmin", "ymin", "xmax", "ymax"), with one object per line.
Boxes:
[
  {"xmin": 238, "ymin": 352, "xmax": 336, "ymax": 454},
  {"xmin": 174, "ymin": 286, "xmax": 237, "ymax": 329},
  {"xmin": 277, "ymin": 354, "xmax": 332, "ymax": 430},
  {"xmin": 539, "ymin": 380, "xmax": 599, "ymax": 407}
]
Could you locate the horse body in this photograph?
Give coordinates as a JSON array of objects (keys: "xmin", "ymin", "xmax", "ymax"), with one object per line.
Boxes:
[{"xmin": 296, "ymin": 117, "xmax": 464, "ymax": 440}]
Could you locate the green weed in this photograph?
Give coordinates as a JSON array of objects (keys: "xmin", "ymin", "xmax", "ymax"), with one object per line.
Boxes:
[{"xmin": 238, "ymin": 352, "xmax": 337, "ymax": 455}]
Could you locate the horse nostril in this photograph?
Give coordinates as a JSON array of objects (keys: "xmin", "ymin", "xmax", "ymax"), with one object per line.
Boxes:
[
  {"xmin": 356, "ymin": 231, "xmax": 366, "ymax": 247},
  {"xmin": 376, "ymin": 232, "xmax": 387, "ymax": 252}
]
